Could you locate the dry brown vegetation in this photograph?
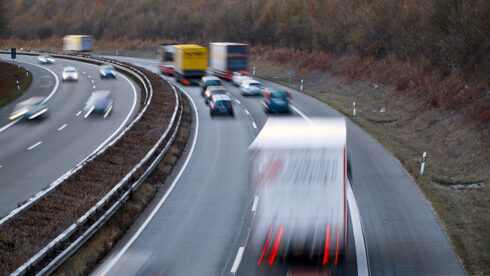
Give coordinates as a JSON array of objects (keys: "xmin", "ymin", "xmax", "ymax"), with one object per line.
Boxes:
[
  {"xmin": 1, "ymin": 0, "xmax": 489, "ymax": 78},
  {"xmin": 0, "ymin": 65, "xmax": 177, "ymax": 275},
  {"xmin": 251, "ymin": 47, "xmax": 489, "ymax": 274}
]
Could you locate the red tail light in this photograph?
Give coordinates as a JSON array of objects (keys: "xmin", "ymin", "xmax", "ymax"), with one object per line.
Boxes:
[
  {"xmin": 258, "ymin": 227, "xmax": 273, "ymax": 266},
  {"xmin": 323, "ymin": 226, "xmax": 331, "ymax": 265},
  {"xmin": 286, "ymin": 91, "xmax": 292, "ymax": 99},
  {"xmin": 229, "ymin": 102, "xmax": 233, "ymax": 110},
  {"xmin": 268, "ymin": 226, "xmax": 283, "ymax": 266}
]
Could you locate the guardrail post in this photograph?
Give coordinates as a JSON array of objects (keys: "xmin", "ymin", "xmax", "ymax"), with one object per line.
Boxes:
[
  {"xmin": 420, "ymin": 152, "xmax": 427, "ymax": 175},
  {"xmin": 353, "ymin": 102, "xmax": 356, "ymax": 117}
]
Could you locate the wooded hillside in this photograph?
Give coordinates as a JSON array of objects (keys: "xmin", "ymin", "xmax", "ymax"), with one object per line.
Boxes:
[{"xmin": 2, "ymin": 0, "xmax": 489, "ymax": 77}]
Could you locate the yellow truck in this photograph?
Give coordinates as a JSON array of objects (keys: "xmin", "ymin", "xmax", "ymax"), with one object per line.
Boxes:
[{"xmin": 173, "ymin": 44, "xmax": 208, "ymax": 85}]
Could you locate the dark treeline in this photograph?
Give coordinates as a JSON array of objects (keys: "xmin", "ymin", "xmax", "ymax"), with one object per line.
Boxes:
[{"xmin": 2, "ymin": 0, "xmax": 489, "ymax": 74}]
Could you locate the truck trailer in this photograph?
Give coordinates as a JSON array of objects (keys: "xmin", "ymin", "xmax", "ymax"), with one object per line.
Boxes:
[
  {"xmin": 249, "ymin": 117, "xmax": 347, "ymax": 266},
  {"xmin": 173, "ymin": 44, "xmax": 208, "ymax": 85},
  {"xmin": 209, "ymin": 42, "xmax": 248, "ymax": 80},
  {"xmin": 63, "ymin": 35, "xmax": 93, "ymax": 54}
]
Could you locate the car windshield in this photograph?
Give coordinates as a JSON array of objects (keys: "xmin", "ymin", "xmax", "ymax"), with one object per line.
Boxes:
[
  {"xmin": 211, "ymin": 90, "xmax": 226, "ymax": 95},
  {"xmin": 102, "ymin": 65, "xmax": 114, "ymax": 70},
  {"xmin": 215, "ymin": 100, "xmax": 231, "ymax": 107},
  {"xmin": 250, "ymin": 83, "xmax": 261, "ymax": 87},
  {"xmin": 271, "ymin": 91, "xmax": 287, "ymax": 99},
  {"xmin": 206, "ymin": 80, "xmax": 221, "ymax": 86},
  {"xmin": 65, "ymin": 69, "xmax": 76, "ymax": 73}
]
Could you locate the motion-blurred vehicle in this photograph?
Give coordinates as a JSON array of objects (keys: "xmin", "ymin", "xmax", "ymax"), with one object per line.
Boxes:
[
  {"xmin": 99, "ymin": 64, "xmax": 117, "ymax": 79},
  {"xmin": 209, "ymin": 95, "xmax": 234, "ymax": 117},
  {"xmin": 209, "ymin": 42, "xmax": 249, "ymax": 80},
  {"xmin": 263, "ymin": 88, "xmax": 291, "ymax": 113},
  {"xmin": 231, "ymin": 71, "xmax": 252, "ymax": 87},
  {"xmin": 204, "ymin": 86, "xmax": 227, "ymax": 105},
  {"xmin": 201, "ymin": 76, "xmax": 222, "ymax": 96},
  {"xmin": 9, "ymin": 97, "xmax": 48, "ymax": 121},
  {"xmin": 159, "ymin": 44, "xmax": 176, "ymax": 76},
  {"xmin": 83, "ymin": 90, "xmax": 114, "ymax": 119},
  {"xmin": 63, "ymin": 35, "xmax": 93, "ymax": 54},
  {"xmin": 249, "ymin": 118, "xmax": 347, "ymax": 266},
  {"xmin": 62, "ymin": 66, "xmax": 78, "ymax": 81},
  {"xmin": 38, "ymin": 54, "xmax": 55, "ymax": 64},
  {"xmin": 240, "ymin": 79, "xmax": 263, "ymax": 96},
  {"xmin": 173, "ymin": 44, "xmax": 208, "ymax": 85}
]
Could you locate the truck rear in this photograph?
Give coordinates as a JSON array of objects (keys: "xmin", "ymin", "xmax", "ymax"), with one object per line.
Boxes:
[
  {"xmin": 63, "ymin": 35, "xmax": 93, "ymax": 54},
  {"xmin": 159, "ymin": 44, "xmax": 176, "ymax": 76},
  {"xmin": 173, "ymin": 44, "xmax": 208, "ymax": 85},
  {"xmin": 249, "ymin": 118, "xmax": 347, "ymax": 266},
  {"xmin": 209, "ymin": 42, "xmax": 248, "ymax": 80}
]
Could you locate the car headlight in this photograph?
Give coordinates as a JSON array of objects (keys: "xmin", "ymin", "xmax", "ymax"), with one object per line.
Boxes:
[
  {"xmin": 74, "ymin": 73, "xmax": 78, "ymax": 79},
  {"xmin": 111, "ymin": 70, "xmax": 116, "ymax": 75},
  {"xmin": 100, "ymin": 70, "xmax": 106, "ymax": 76},
  {"xmin": 62, "ymin": 73, "xmax": 67, "ymax": 78}
]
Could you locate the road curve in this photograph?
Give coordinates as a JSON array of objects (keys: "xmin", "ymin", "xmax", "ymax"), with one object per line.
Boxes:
[
  {"xmin": 93, "ymin": 56, "xmax": 464, "ymax": 276},
  {"xmin": 0, "ymin": 54, "xmax": 140, "ymax": 217}
]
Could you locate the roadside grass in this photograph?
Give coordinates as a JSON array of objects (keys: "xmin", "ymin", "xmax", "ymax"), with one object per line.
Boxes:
[
  {"xmin": 253, "ymin": 52, "xmax": 489, "ymax": 274},
  {"xmin": 0, "ymin": 61, "xmax": 32, "ymax": 107},
  {"xmin": 52, "ymin": 94, "xmax": 191, "ymax": 276}
]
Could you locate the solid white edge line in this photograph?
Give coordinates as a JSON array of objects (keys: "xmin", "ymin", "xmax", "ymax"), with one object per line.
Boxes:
[
  {"xmin": 231, "ymin": 247, "xmax": 245, "ymax": 274},
  {"xmin": 290, "ymin": 105, "xmax": 314, "ymax": 125},
  {"xmin": 98, "ymin": 84, "xmax": 199, "ymax": 276},
  {"xmin": 251, "ymin": 196, "xmax": 259, "ymax": 212},
  {"xmin": 57, "ymin": 124, "xmax": 67, "ymax": 131},
  {"xmin": 0, "ymin": 60, "xmax": 60, "ymax": 134},
  {"xmin": 347, "ymin": 180, "xmax": 369, "ymax": 276},
  {"xmin": 28, "ymin": 141, "xmax": 42, "ymax": 150}
]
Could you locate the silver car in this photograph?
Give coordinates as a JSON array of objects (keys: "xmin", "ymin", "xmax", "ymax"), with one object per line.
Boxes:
[
  {"xmin": 9, "ymin": 97, "xmax": 48, "ymax": 121},
  {"xmin": 83, "ymin": 90, "xmax": 114, "ymax": 119},
  {"xmin": 240, "ymin": 79, "xmax": 263, "ymax": 96},
  {"xmin": 38, "ymin": 55, "xmax": 55, "ymax": 64}
]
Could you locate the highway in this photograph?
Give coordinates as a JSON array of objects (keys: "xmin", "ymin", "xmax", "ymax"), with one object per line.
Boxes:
[
  {"xmin": 93, "ymin": 57, "xmax": 465, "ymax": 276},
  {"xmin": 0, "ymin": 54, "xmax": 140, "ymax": 218}
]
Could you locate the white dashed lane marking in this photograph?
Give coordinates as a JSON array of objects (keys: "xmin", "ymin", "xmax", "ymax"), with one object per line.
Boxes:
[
  {"xmin": 58, "ymin": 124, "xmax": 67, "ymax": 131},
  {"xmin": 76, "ymin": 111, "xmax": 82, "ymax": 117},
  {"xmin": 28, "ymin": 141, "xmax": 42, "ymax": 151}
]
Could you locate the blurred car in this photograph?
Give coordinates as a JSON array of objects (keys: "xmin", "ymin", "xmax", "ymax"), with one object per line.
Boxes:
[
  {"xmin": 62, "ymin": 66, "xmax": 78, "ymax": 81},
  {"xmin": 9, "ymin": 97, "xmax": 48, "ymax": 121},
  {"xmin": 200, "ymin": 76, "xmax": 222, "ymax": 96},
  {"xmin": 231, "ymin": 71, "xmax": 252, "ymax": 86},
  {"xmin": 204, "ymin": 86, "xmax": 227, "ymax": 105},
  {"xmin": 209, "ymin": 95, "xmax": 234, "ymax": 117},
  {"xmin": 83, "ymin": 90, "xmax": 114, "ymax": 119},
  {"xmin": 99, "ymin": 64, "xmax": 117, "ymax": 79},
  {"xmin": 38, "ymin": 54, "xmax": 55, "ymax": 64},
  {"xmin": 240, "ymin": 79, "xmax": 263, "ymax": 96},
  {"xmin": 263, "ymin": 88, "xmax": 291, "ymax": 113}
]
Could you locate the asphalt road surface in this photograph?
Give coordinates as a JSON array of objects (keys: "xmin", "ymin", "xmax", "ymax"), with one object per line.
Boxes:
[
  {"xmin": 0, "ymin": 54, "xmax": 140, "ymax": 217},
  {"xmin": 93, "ymin": 57, "xmax": 465, "ymax": 276}
]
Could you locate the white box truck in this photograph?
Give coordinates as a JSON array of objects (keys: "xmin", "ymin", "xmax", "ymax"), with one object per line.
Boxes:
[
  {"xmin": 209, "ymin": 42, "xmax": 248, "ymax": 80},
  {"xmin": 249, "ymin": 117, "xmax": 347, "ymax": 266},
  {"xmin": 63, "ymin": 35, "xmax": 93, "ymax": 54}
]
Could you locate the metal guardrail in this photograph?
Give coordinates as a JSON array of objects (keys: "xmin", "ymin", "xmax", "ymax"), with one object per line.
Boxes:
[
  {"xmin": 0, "ymin": 52, "xmax": 150, "ymax": 229},
  {"xmin": 37, "ymin": 84, "xmax": 183, "ymax": 275},
  {"xmin": 0, "ymin": 53, "xmax": 182, "ymax": 275}
]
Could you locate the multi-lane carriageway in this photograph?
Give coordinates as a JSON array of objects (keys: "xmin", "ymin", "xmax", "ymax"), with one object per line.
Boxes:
[
  {"xmin": 0, "ymin": 54, "xmax": 464, "ymax": 275},
  {"xmin": 90, "ymin": 56, "xmax": 465, "ymax": 276},
  {"xmin": 0, "ymin": 54, "xmax": 139, "ymax": 218}
]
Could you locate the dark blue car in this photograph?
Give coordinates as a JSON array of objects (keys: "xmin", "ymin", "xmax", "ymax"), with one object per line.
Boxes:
[
  {"xmin": 100, "ymin": 64, "xmax": 117, "ymax": 79},
  {"xmin": 263, "ymin": 88, "xmax": 291, "ymax": 113}
]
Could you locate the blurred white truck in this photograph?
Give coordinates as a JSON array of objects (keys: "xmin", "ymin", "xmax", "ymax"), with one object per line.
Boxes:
[
  {"xmin": 63, "ymin": 35, "xmax": 93, "ymax": 54},
  {"xmin": 249, "ymin": 117, "xmax": 347, "ymax": 266},
  {"xmin": 209, "ymin": 42, "xmax": 248, "ymax": 80}
]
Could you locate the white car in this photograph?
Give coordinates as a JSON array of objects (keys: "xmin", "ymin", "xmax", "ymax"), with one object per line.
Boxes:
[
  {"xmin": 62, "ymin": 66, "xmax": 78, "ymax": 81},
  {"xmin": 240, "ymin": 79, "xmax": 263, "ymax": 96},
  {"xmin": 38, "ymin": 55, "xmax": 55, "ymax": 64},
  {"xmin": 231, "ymin": 72, "xmax": 252, "ymax": 86}
]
